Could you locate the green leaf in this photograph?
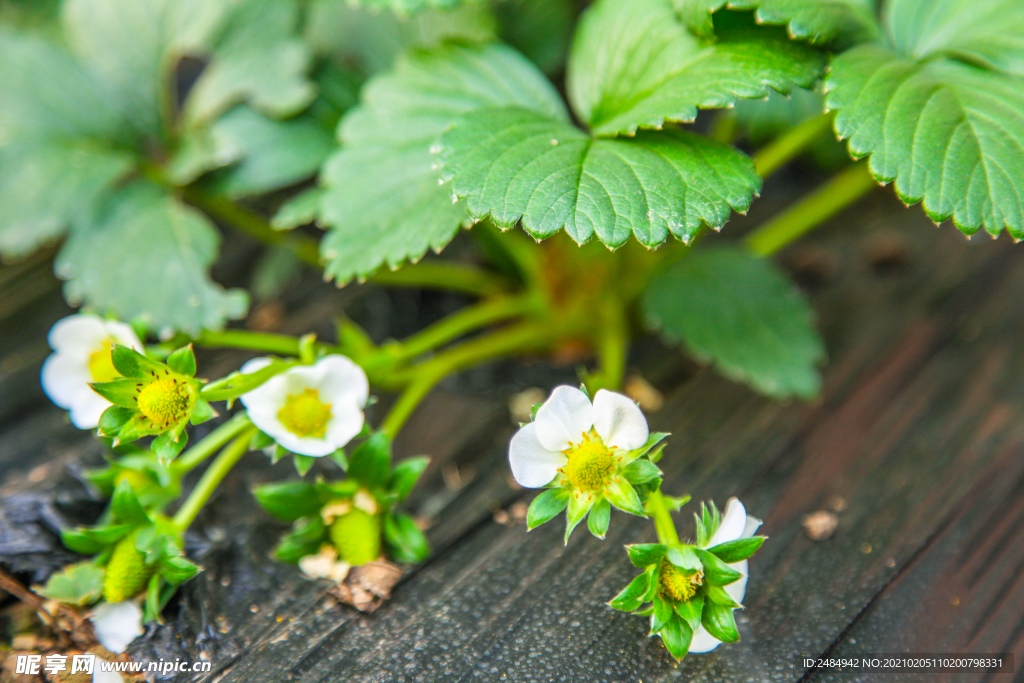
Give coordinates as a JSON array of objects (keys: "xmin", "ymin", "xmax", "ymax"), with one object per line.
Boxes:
[
  {"xmin": 644, "ymin": 247, "xmax": 825, "ymax": 399},
  {"xmin": 622, "ymin": 459, "xmax": 662, "ymax": 485},
  {"xmin": 166, "ymin": 345, "xmax": 197, "ymax": 377},
  {"xmin": 625, "ymin": 543, "xmax": 668, "ymax": 568},
  {"xmin": 272, "ymin": 188, "xmax": 325, "ymax": 231},
  {"xmin": 61, "ymin": 525, "xmax": 132, "ymax": 555},
  {"xmin": 679, "ymin": 0, "xmax": 879, "ymax": 48},
  {"xmin": 827, "ymin": 42, "xmax": 1024, "ymax": 238},
  {"xmin": 274, "ymin": 518, "xmax": 327, "ymax": 563},
  {"xmin": 293, "ymin": 454, "xmax": 316, "ymax": 477},
  {"xmin": 388, "ymin": 456, "xmax": 430, "ymax": 502},
  {"xmin": 57, "ymin": 182, "xmax": 249, "ymax": 336},
  {"xmin": 254, "ymin": 481, "xmax": 322, "ymax": 521},
  {"xmin": 344, "ymin": 0, "xmax": 480, "ymax": 13},
  {"xmin": 348, "ymin": 432, "xmax": 392, "ymax": 489},
  {"xmin": 666, "ymin": 545, "xmax": 702, "ymax": 572},
  {"xmin": 567, "ymin": 0, "xmax": 826, "ymax": 137},
  {"xmin": 38, "ymin": 562, "xmax": 105, "ymax": 605},
  {"xmin": 110, "ymin": 480, "xmax": 149, "ymax": 526},
  {"xmin": 694, "ymin": 547, "xmax": 743, "ymax": 586},
  {"xmin": 441, "ymin": 108, "xmax": 761, "ymax": 247},
  {"xmin": 705, "ymin": 584, "xmax": 742, "ymax": 608},
  {"xmin": 709, "ymin": 536, "xmax": 766, "ymax": 563},
  {"xmin": 587, "ymin": 497, "xmax": 611, "ymax": 539},
  {"xmin": 527, "ymin": 488, "xmax": 570, "ymax": 530},
  {"xmin": 383, "ymin": 512, "xmax": 429, "ymax": 563},
  {"xmin": 319, "ymin": 42, "xmax": 566, "ymax": 284},
  {"xmin": 652, "ymin": 594, "xmax": 674, "ymax": 633},
  {"xmin": 603, "ymin": 478, "xmax": 646, "ymax": 517},
  {"xmin": 659, "ymin": 614, "xmax": 694, "ymax": 660},
  {"xmin": 494, "ymin": 0, "xmax": 575, "ymax": 75},
  {"xmin": 701, "ymin": 601, "xmax": 741, "ymax": 642},
  {"xmin": 608, "ymin": 567, "xmax": 654, "ymax": 611},
  {"xmin": 674, "ymin": 592, "xmax": 704, "ymax": 632}
]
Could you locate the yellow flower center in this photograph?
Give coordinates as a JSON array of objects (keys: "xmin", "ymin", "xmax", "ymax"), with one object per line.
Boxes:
[
  {"xmin": 562, "ymin": 431, "xmax": 616, "ymax": 492},
  {"xmin": 278, "ymin": 388, "xmax": 332, "ymax": 438},
  {"xmin": 88, "ymin": 342, "xmax": 120, "ymax": 383},
  {"xmin": 137, "ymin": 377, "xmax": 193, "ymax": 427},
  {"xmin": 659, "ymin": 560, "xmax": 704, "ymax": 602}
]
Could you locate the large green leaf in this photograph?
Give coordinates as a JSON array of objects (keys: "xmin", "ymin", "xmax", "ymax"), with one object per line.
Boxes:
[
  {"xmin": 57, "ymin": 182, "xmax": 248, "ymax": 335},
  {"xmin": 345, "ymin": 0, "xmax": 477, "ymax": 14},
  {"xmin": 441, "ymin": 107, "xmax": 760, "ymax": 246},
  {"xmin": 567, "ymin": 0, "xmax": 826, "ymax": 137},
  {"xmin": 319, "ymin": 42, "xmax": 566, "ymax": 284},
  {"xmin": 494, "ymin": 0, "xmax": 576, "ymax": 75},
  {"xmin": 643, "ymin": 247, "xmax": 824, "ymax": 398},
  {"xmin": 826, "ymin": 0, "xmax": 1024, "ymax": 238},
  {"xmin": 680, "ymin": 0, "xmax": 878, "ymax": 48}
]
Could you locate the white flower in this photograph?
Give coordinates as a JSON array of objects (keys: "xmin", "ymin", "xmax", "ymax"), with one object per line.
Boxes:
[
  {"xmin": 240, "ymin": 355, "xmax": 369, "ymax": 457},
  {"xmin": 689, "ymin": 497, "xmax": 762, "ymax": 654},
  {"xmin": 41, "ymin": 315, "xmax": 143, "ymax": 429},
  {"xmin": 89, "ymin": 601, "xmax": 144, "ymax": 654},
  {"xmin": 509, "ymin": 385, "xmax": 649, "ymax": 488}
]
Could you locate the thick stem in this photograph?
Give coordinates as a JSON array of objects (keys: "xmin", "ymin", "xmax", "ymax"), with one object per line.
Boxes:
[
  {"xmin": 172, "ymin": 427, "xmax": 257, "ymax": 532},
  {"xmin": 753, "ymin": 112, "xmax": 834, "ymax": 178},
  {"xmin": 382, "ymin": 323, "xmax": 553, "ymax": 436},
  {"xmin": 169, "ymin": 413, "xmax": 253, "ymax": 476},
  {"xmin": 745, "ymin": 162, "xmax": 876, "ymax": 257},
  {"xmin": 587, "ymin": 298, "xmax": 629, "ymax": 393},
  {"xmin": 647, "ymin": 489, "xmax": 680, "ymax": 547}
]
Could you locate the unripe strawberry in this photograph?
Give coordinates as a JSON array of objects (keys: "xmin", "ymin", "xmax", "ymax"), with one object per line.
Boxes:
[
  {"xmin": 329, "ymin": 509, "xmax": 381, "ymax": 566},
  {"xmin": 103, "ymin": 530, "xmax": 151, "ymax": 602}
]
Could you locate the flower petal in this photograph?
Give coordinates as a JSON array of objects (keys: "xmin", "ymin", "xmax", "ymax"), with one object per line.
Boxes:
[
  {"xmin": 687, "ymin": 624, "xmax": 723, "ymax": 653},
  {"xmin": 742, "ymin": 514, "xmax": 763, "ymax": 539},
  {"xmin": 314, "ymin": 355, "xmax": 369, "ymax": 408},
  {"xmin": 534, "ymin": 385, "xmax": 593, "ymax": 451},
  {"xmin": 322, "ymin": 396, "xmax": 365, "ymax": 452},
  {"xmin": 708, "ymin": 497, "xmax": 748, "ymax": 547},
  {"xmin": 42, "ymin": 352, "xmax": 110, "ymax": 429},
  {"xmin": 48, "ymin": 315, "xmax": 108, "ymax": 353},
  {"xmin": 89, "ymin": 601, "xmax": 144, "ymax": 654},
  {"xmin": 509, "ymin": 422, "xmax": 568, "ymax": 488},
  {"xmin": 724, "ymin": 559, "xmax": 749, "ymax": 604},
  {"xmin": 592, "ymin": 390, "xmax": 648, "ymax": 451}
]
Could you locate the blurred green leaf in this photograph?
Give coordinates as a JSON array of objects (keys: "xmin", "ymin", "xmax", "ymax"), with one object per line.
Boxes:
[
  {"xmin": 679, "ymin": 0, "xmax": 879, "ymax": 48},
  {"xmin": 38, "ymin": 562, "xmax": 104, "ymax": 605},
  {"xmin": 494, "ymin": 0, "xmax": 575, "ymax": 75}
]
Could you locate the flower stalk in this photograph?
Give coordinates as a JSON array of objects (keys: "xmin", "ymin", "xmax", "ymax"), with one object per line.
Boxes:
[{"xmin": 172, "ymin": 427, "xmax": 258, "ymax": 532}]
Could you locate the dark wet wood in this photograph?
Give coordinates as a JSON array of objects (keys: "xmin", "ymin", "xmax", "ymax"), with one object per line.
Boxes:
[{"xmin": 2, "ymin": 191, "xmax": 1024, "ymax": 683}]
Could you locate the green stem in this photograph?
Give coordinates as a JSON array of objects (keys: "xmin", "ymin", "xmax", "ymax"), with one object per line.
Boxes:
[
  {"xmin": 172, "ymin": 427, "xmax": 258, "ymax": 532},
  {"xmin": 196, "ymin": 329, "xmax": 302, "ymax": 356},
  {"xmin": 647, "ymin": 489, "xmax": 680, "ymax": 547},
  {"xmin": 169, "ymin": 413, "xmax": 253, "ymax": 476},
  {"xmin": 382, "ymin": 322, "xmax": 554, "ymax": 436},
  {"xmin": 382, "ymin": 295, "xmax": 538, "ymax": 366},
  {"xmin": 586, "ymin": 298, "xmax": 629, "ymax": 393},
  {"xmin": 368, "ymin": 262, "xmax": 512, "ymax": 298},
  {"xmin": 745, "ymin": 162, "xmax": 876, "ymax": 257},
  {"xmin": 752, "ymin": 112, "xmax": 835, "ymax": 178}
]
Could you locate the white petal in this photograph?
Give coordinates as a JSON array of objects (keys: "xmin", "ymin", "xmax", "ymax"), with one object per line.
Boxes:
[
  {"xmin": 688, "ymin": 625, "xmax": 723, "ymax": 653},
  {"xmin": 68, "ymin": 393, "xmax": 114, "ymax": 430},
  {"xmin": 534, "ymin": 385, "xmax": 593, "ymax": 451},
  {"xmin": 742, "ymin": 514, "xmax": 763, "ymax": 539},
  {"xmin": 321, "ymin": 396, "xmax": 365, "ymax": 452},
  {"xmin": 509, "ymin": 422, "xmax": 568, "ymax": 488},
  {"xmin": 708, "ymin": 497, "xmax": 748, "ymax": 547},
  {"xmin": 314, "ymin": 355, "xmax": 369, "ymax": 408},
  {"xmin": 725, "ymin": 559, "xmax": 749, "ymax": 604},
  {"xmin": 42, "ymin": 352, "xmax": 110, "ymax": 430},
  {"xmin": 592, "ymin": 390, "xmax": 649, "ymax": 450},
  {"xmin": 48, "ymin": 315, "xmax": 108, "ymax": 352},
  {"xmin": 89, "ymin": 601, "xmax": 144, "ymax": 654}
]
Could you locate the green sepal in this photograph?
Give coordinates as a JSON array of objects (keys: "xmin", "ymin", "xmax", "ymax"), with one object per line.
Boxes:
[
  {"xmin": 348, "ymin": 432, "xmax": 391, "ymax": 489},
  {"xmin": 527, "ymin": 488, "xmax": 569, "ymax": 530},
  {"xmin": 675, "ymin": 593, "xmax": 704, "ymax": 633},
  {"xmin": 328, "ymin": 448, "xmax": 349, "ymax": 471},
  {"xmin": 388, "ymin": 456, "xmax": 429, "ymax": 502},
  {"xmin": 61, "ymin": 524, "xmax": 132, "ymax": 555},
  {"xmin": 622, "ymin": 459, "xmax": 662, "ymax": 485},
  {"xmin": 114, "ymin": 413, "xmax": 163, "ymax": 444},
  {"xmin": 621, "ymin": 432, "xmax": 670, "ymax": 464},
  {"xmin": 152, "ymin": 431, "xmax": 187, "ymax": 462},
  {"xmin": 383, "ymin": 512, "xmax": 429, "ymax": 564},
  {"xmin": 143, "ymin": 574, "xmax": 163, "ymax": 624},
  {"xmin": 626, "ymin": 543, "xmax": 667, "ymax": 568},
  {"xmin": 97, "ymin": 406, "xmax": 134, "ymax": 435},
  {"xmin": 666, "ymin": 545, "xmax": 701, "ymax": 572},
  {"xmin": 659, "ymin": 614, "xmax": 694, "ymax": 661},
  {"xmin": 652, "ymin": 594, "xmax": 674, "ymax": 633},
  {"xmin": 694, "ymin": 502, "xmax": 721, "ymax": 548},
  {"xmin": 695, "ymin": 548, "xmax": 743, "ymax": 586},
  {"xmin": 634, "ymin": 605, "xmax": 655, "ymax": 616},
  {"xmin": 253, "ymin": 481, "xmax": 321, "ymax": 521},
  {"xmin": 608, "ymin": 566, "xmax": 654, "ymax": 611},
  {"xmin": 189, "ymin": 398, "xmax": 217, "ymax": 425},
  {"xmin": 664, "ymin": 494, "xmax": 691, "ymax": 511},
  {"xmin": 705, "ymin": 584, "xmax": 742, "ymax": 608},
  {"xmin": 294, "ymin": 454, "xmax": 316, "ymax": 476},
  {"xmin": 110, "ymin": 343, "xmax": 164, "ymax": 379},
  {"xmin": 89, "ymin": 379, "xmax": 144, "ymax": 409},
  {"xmin": 160, "ymin": 555, "xmax": 200, "ymax": 585},
  {"xmin": 272, "ymin": 444, "xmax": 290, "ymax": 464},
  {"xmin": 587, "ymin": 497, "xmax": 611, "ymax": 539},
  {"xmin": 166, "ymin": 344, "xmax": 197, "ymax": 377},
  {"xmin": 646, "ymin": 444, "xmax": 666, "ymax": 464},
  {"xmin": 701, "ymin": 601, "xmax": 740, "ymax": 643},
  {"xmin": 274, "ymin": 518, "xmax": 327, "ymax": 563},
  {"xmin": 134, "ymin": 525, "xmax": 181, "ymax": 566},
  {"xmin": 37, "ymin": 562, "xmax": 104, "ymax": 605},
  {"xmin": 709, "ymin": 536, "xmax": 766, "ymax": 563},
  {"xmin": 564, "ymin": 492, "xmax": 594, "ymax": 544},
  {"xmin": 604, "ymin": 479, "xmax": 645, "ymax": 517},
  {"xmin": 110, "ymin": 480, "xmax": 150, "ymax": 526},
  {"xmin": 314, "ymin": 478, "xmax": 360, "ymax": 501},
  {"xmin": 250, "ymin": 430, "xmax": 275, "ymax": 450}
]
